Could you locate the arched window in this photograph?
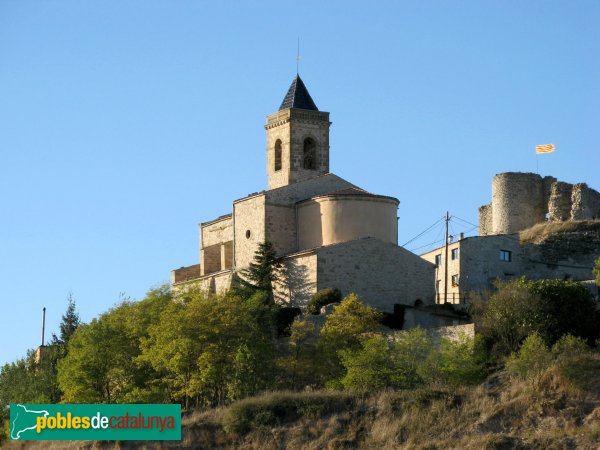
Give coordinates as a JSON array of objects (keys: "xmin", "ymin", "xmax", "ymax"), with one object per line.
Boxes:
[
  {"xmin": 303, "ymin": 138, "xmax": 316, "ymax": 170},
  {"xmin": 274, "ymin": 140, "xmax": 282, "ymax": 171}
]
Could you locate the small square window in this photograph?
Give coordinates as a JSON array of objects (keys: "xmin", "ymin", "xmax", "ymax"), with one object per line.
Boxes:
[
  {"xmin": 451, "ymin": 274, "xmax": 459, "ymax": 286},
  {"xmin": 500, "ymin": 250, "xmax": 512, "ymax": 262},
  {"xmin": 451, "ymin": 248, "xmax": 459, "ymax": 260},
  {"xmin": 435, "ymin": 254, "xmax": 442, "ymax": 265}
]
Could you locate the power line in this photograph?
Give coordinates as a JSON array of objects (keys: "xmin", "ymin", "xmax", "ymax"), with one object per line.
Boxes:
[
  {"xmin": 408, "ymin": 238, "xmax": 446, "ymax": 252},
  {"xmin": 401, "ymin": 216, "xmax": 446, "ymax": 247}
]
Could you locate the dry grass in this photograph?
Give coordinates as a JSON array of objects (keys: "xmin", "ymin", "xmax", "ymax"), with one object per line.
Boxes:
[
  {"xmin": 519, "ymin": 220, "xmax": 600, "ymax": 244},
  {"xmin": 4, "ymin": 355, "xmax": 600, "ymax": 450}
]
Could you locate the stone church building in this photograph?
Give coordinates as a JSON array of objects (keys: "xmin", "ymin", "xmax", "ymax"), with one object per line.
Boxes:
[{"xmin": 171, "ymin": 76, "xmax": 435, "ymax": 312}]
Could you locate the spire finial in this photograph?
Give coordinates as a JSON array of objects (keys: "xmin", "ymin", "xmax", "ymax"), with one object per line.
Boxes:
[{"xmin": 296, "ymin": 37, "xmax": 301, "ymax": 75}]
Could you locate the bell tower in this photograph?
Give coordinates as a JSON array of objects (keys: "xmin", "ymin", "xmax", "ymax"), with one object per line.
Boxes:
[{"xmin": 266, "ymin": 75, "xmax": 331, "ymax": 190}]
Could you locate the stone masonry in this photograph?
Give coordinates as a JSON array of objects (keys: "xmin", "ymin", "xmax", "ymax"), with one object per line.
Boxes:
[{"xmin": 479, "ymin": 172, "xmax": 600, "ymax": 235}]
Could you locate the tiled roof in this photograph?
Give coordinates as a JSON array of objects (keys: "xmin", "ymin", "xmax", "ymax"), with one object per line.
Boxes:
[{"xmin": 279, "ymin": 75, "xmax": 318, "ymax": 111}]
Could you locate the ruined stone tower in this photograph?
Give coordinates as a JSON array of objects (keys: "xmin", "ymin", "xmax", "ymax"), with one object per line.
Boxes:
[
  {"xmin": 266, "ymin": 75, "xmax": 331, "ymax": 190},
  {"xmin": 479, "ymin": 172, "xmax": 600, "ymax": 235}
]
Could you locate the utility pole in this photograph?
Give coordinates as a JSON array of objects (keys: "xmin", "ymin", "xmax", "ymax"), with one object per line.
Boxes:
[
  {"xmin": 444, "ymin": 211, "xmax": 449, "ymax": 304},
  {"xmin": 41, "ymin": 306, "xmax": 46, "ymax": 347}
]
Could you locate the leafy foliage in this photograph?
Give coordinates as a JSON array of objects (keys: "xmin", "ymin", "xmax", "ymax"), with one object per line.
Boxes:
[
  {"xmin": 238, "ymin": 241, "xmax": 283, "ymax": 303},
  {"xmin": 222, "ymin": 391, "xmax": 354, "ymax": 435},
  {"xmin": 140, "ymin": 289, "xmax": 276, "ymax": 407},
  {"xmin": 339, "ymin": 329, "xmax": 485, "ymax": 394},
  {"xmin": 307, "ymin": 288, "xmax": 342, "ymax": 315},
  {"xmin": 506, "ymin": 332, "xmax": 553, "ymax": 378},
  {"xmin": 476, "ymin": 278, "xmax": 600, "ymax": 356},
  {"xmin": 58, "ymin": 286, "xmax": 171, "ymax": 403}
]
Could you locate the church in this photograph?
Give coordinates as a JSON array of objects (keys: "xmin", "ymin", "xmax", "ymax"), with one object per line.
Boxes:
[{"xmin": 171, "ymin": 75, "xmax": 435, "ymax": 313}]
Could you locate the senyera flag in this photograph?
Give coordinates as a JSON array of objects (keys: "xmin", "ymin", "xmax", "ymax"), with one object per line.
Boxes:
[{"xmin": 535, "ymin": 143, "xmax": 555, "ymax": 154}]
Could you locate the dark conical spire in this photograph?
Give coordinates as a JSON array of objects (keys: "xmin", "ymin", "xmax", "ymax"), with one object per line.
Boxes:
[{"xmin": 279, "ymin": 75, "xmax": 318, "ymax": 111}]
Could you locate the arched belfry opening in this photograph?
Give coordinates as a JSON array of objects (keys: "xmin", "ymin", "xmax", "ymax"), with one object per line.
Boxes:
[
  {"xmin": 266, "ymin": 75, "xmax": 331, "ymax": 189},
  {"xmin": 274, "ymin": 139, "xmax": 282, "ymax": 171},
  {"xmin": 303, "ymin": 138, "xmax": 316, "ymax": 170}
]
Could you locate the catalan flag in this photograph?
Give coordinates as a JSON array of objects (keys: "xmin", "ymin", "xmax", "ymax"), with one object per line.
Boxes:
[{"xmin": 536, "ymin": 143, "xmax": 555, "ymax": 154}]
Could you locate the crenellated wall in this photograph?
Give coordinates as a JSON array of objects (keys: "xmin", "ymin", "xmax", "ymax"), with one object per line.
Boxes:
[{"xmin": 479, "ymin": 172, "xmax": 600, "ymax": 235}]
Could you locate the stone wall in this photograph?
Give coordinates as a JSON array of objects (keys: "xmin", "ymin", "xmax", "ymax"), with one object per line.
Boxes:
[
  {"xmin": 459, "ymin": 235, "xmax": 523, "ymax": 292},
  {"xmin": 402, "ymin": 309, "xmax": 471, "ymax": 330},
  {"xmin": 265, "ymin": 203, "xmax": 297, "ymax": 256},
  {"xmin": 549, "ymin": 182, "xmax": 573, "ymax": 221},
  {"xmin": 479, "ymin": 172, "xmax": 600, "ymax": 235},
  {"xmin": 171, "ymin": 264, "xmax": 201, "ymax": 284},
  {"xmin": 233, "ymin": 194, "xmax": 266, "ymax": 270},
  {"xmin": 491, "ymin": 172, "xmax": 548, "ymax": 234},
  {"xmin": 276, "ymin": 251, "xmax": 318, "ymax": 307},
  {"xmin": 266, "ymin": 109, "xmax": 331, "ymax": 190},
  {"xmin": 201, "ymin": 244, "xmax": 221, "ymax": 275},
  {"xmin": 571, "ymin": 183, "xmax": 600, "ymax": 220},
  {"xmin": 478, "ymin": 203, "xmax": 492, "ymax": 236},
  {"xmin": 521, "ymin": 223, "xmax": 600, "ymax": 281},
  {"xmin": 172, "ymin": 270, "xmax": 234, "ymax": 296},
  {"xmin": 200, "ymin": 215, "xmax": 233, "ymax": 248},
  {"xmin": 315, "ymin": 238, "xmax": 436, "ymax": 313}
]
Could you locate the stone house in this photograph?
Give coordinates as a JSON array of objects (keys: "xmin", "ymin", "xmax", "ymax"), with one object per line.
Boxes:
[
  {"xmin": 421, "ymin": 173, "xmax": 600, "ymax": 304},
  {"xmin": 171, "ymin": 75, "xmax": 435, "ymax": 313}
]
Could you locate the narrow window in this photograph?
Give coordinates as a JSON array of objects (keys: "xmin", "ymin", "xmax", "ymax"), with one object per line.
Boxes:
[
  {"xmin": 500, "ymin": 250, "xmax": 512, "ymax": 262},
  {"xmin": 303, "ymin": 138, "xmax": 316, "ymax": 170},
  {"xmin": 435, "ymin": 254, "xmax": 442, "ymax": 266},
  {"xmin": 451, "ymin": 248, "xmax": 459, "ymax": 260},
  {"xmin": 274, "ymin": 139, "xmax": 282, "ymax": 171},
  {"xmin": 451, "ymin": 274, "xmax": 459, "ymax": 286}
]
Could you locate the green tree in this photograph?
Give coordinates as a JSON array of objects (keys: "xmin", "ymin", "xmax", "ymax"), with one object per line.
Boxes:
[
  {"xmin": 339, "ymin": 335, "xmax": 402, "ymax": 394},
  {"xmin": 141, "ymin": 289, "xmax": 276, "ymax": 407},
  {"xmin": 338, "ymin": 329, "xmax": 484, "ymax": 393},
  {"xmin": 476, "ymin": 278, "xmax": 599, "ymax": 356},
  {"xmin": 276, "ymin": 318, "xmax": 321, "ymax": 389},
  {"xmin": 58, "ymin": 286, "xmax": 171, "ymax": 403},
  {"xmin": 318, "ymin": 293, "xmax": 382, "ymax": 384},
  {"xmin": 51, "ymin": 293, "xmax": 81, "ymax": 346},
  {"xmin": 238, "ymin": 241, "xmax": 283, "ymax": 303},
  {"xmin": 593, "ymin": 257, "xmax": 600, "ymax": 286},
  {"xmin": 421, "ymin": 334, "xmax": 486, "ymax": 387}
]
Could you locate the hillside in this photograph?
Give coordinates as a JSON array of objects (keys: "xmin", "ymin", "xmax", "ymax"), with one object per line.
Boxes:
[{"xmin": 5, "ymin": 357, "xmax": 600, "ymax": 450}]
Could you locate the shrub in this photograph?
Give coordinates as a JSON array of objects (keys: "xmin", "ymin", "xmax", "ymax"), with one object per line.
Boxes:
[
  {"xmin": 307, "ymin": 288, "xmax": 342, "ymax": 315},
  {"xmin": 506, "ymin": 332, "xmax": 553, "ymax": 378},
  {"xmin": 222, "ymin": 391, "xmax": 354, "ymax": 434}
]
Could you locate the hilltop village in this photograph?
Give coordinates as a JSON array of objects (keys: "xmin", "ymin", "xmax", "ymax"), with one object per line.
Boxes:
[{"xmin": 171, "ymin": 75, "xmax": 600, "ymax": 327}]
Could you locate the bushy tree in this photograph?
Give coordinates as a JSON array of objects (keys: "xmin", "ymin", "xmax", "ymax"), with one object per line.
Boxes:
[
  {"xmin": 276, "ymin": 318, "xmax": 321, "ymax": 390},
  {"xmin": 318, "ymin": 294, "xmax": 383, "ymax": 384},
  {"xmin": 58, "ymin": 286, "xmax": 171, "ymax": 403},
  {"xmin": 506, "ymin": 332, "xmax": 552, "ymax": 378},
  {"xmin": 593, "ymin": 257, "xmax": 600, "ymax": 286},
  {"xmin": 476, "ymin": 278, "xmax": 599, "ymax": 356},
  {"xmin": 141, "ymin": 289, "xmax": 276, "ymax": 407},
  {"xmin": 339, "ymin": 335, "xmax": 403, "ymax": 394},
  {"xmin": 307, "ymin": 288, "xmax": 342, "ymax": 315},
  {"xmin": 338, "ymin": 329, "xmax": 485, "ymax": 393}
]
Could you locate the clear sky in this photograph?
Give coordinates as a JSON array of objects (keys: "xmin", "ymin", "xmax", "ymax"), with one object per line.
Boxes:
[{"xmin": 1, "ymin": 1, "xmax": 598, "ymax": 366}]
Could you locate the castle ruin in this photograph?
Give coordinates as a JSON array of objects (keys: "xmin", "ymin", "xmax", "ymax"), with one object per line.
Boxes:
[{"xmin": 479, "ymin": 172, "xmax": 600, "ymax": 236}]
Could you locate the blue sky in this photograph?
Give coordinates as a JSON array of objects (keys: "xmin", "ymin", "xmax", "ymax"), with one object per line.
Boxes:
[{"xmin": 1, "ymin": 1, "xmax": 598, "ymax": 365}]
